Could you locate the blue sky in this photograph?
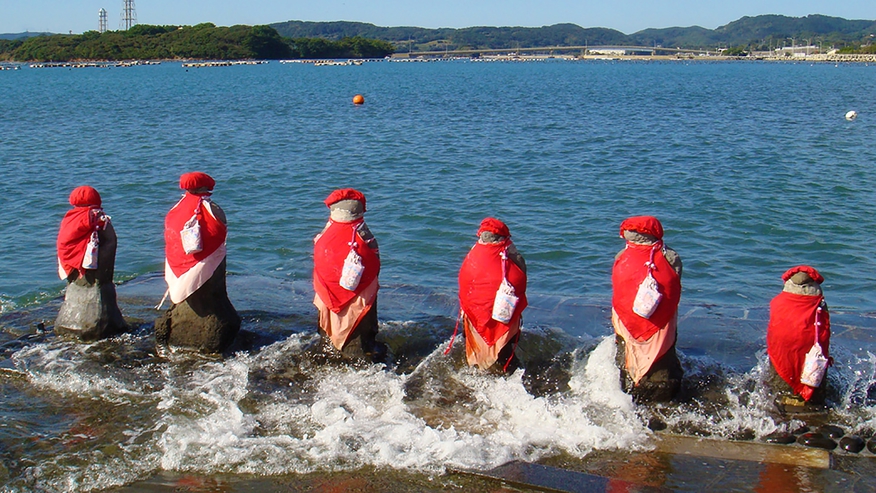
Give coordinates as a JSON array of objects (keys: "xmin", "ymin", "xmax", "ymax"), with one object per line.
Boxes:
[{"xmin": 3, "ymin": 0, "xmax": 876, "ymax": 35}]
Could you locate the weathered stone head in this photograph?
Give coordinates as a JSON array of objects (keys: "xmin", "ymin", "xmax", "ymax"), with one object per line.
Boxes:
[
  {"xmin": 325, "ymin": 188, "xmax": 366, "ymax": 222},
  {"xmin": 477, "ymin": 217, "xmax": 510, "ymax": 244},
  {"xmin": 781, "ymin": 265, "xmax": 824, "ymax": 297}
]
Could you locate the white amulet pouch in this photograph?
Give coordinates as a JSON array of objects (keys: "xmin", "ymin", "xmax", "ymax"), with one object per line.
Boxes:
[
  {"xmin": 339, "ymin": 249, "xmax": 364, "ymax": 291},
  {"xmin": 800, "ymin": 343, "xmax": 829, "ymax": 388},
  {"xmin": 633, "ymin": 271, "xmax": 662, "ymax": 319},
  {"xmin": 81, "ymin": 230, "xmax": 99, "ymax": 270},
  {"xmin": 492, "ymin": 279, "xmax": 519, "ymax": 324},
  {"xmin": 180, "ymin": 213, "xmax": 203, "ymax": 255}
]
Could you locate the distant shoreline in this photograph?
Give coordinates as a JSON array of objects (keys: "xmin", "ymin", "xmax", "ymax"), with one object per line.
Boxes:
[
  {"xmin": 399, "ymin": 53, "xmax": 876, "ymax": 63},
  {"xmin": 3, "ymin": 53, "xmax": 876, "ymax": 67},
  {"xmin": 579, "ymin": 53, "xmax": 876, "ymax": 62}
]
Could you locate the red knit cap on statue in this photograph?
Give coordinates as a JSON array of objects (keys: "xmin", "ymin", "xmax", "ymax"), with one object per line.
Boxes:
[
  {"xmin": 619, "ymin": 215, "xmax": 664, "ymax": 240},
  {"xmin": 477, "ymin": 217, "xmax": 510, "ymax": 237},
  {"xmin": 69, "ymin": 186, "xmax": 102, "ymax": 207},
  {"xmin": 179, "ymin": 172, "xmax": 216, "ymax": 191},
  {"xmin": 324, "ymin": 188, "xmax": 367, "ymax": 211},
  {"xmin": 782, "ymin": 265, "xmax": 824, "ymax": 284}
]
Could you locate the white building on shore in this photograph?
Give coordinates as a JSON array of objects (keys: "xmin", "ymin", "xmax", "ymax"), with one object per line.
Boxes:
[{"xmin": 773, "ymin": 45, "xmax": 820, "ymax": 57}]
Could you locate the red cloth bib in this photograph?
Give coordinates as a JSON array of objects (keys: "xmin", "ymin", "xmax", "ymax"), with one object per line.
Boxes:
[
  {"xmin": 767, "ymin": 291, "xmax": 830, "ymax": 401},
  {"xmin": 458, "ymin": 240, "xmax": 528, "ymax": 347},
  {"xmin": 313, "ymin": 219, "xmax": 380, "ymax": 313},
  {"xmin": 164, "ymin": 193, "xmax": 227, "ymax": 277},
  {"xmin": 57, "ymin": 206, "xmax": 105, "ymax": 277},
  {"xmin": 612, "ymin": 242, "xmax": 681, "ymax": 340}
]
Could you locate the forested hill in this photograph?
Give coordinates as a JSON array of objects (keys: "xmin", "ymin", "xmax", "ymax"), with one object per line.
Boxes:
[
  {"xmin": 269, "ymin": 21, "xmax": 630, "ymax": 51},
  {"xmin": 271, "ymin": 14, "xmax": 876, "ymax": 51},
  {"xmin": 0, "ymin": 24, "xmax": 396, "ymax": 62},
  {"xmin": 0, "ymin": 32, "xmax": 51, "ymax": 40}
]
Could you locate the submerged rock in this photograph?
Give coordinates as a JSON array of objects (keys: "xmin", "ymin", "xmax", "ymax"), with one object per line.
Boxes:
[
  {"xmin": 797, "ymin": 432, "xmax": 837, "ymax": 450},
  {"xmin": 839, "ymin": 435, "xmax": 865, "ymax": 453},
  {"xmin": 647, "ymin": 417, "xmax": 668, "ymax": 432},
  {"xmin": 792, "ymin": 425, "xmax": 811, "ymax": 435},
  {"xmin": 763, "ymin": 431, "xmax": 796, "ymax": 445},
  {"xmin": 867, "ymin": 436, "xmax": 876, "ymax": 454},
  {"xmin": 728, "ymin": 429, "xmax": 756, "ymax": 441}
]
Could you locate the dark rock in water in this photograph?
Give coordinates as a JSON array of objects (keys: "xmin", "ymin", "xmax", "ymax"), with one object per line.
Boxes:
[
  {"xmin": 792, "ymin": 425, "xmax": 811, "ymax": 435},
  {"xmin": 818, "ymin": 425, "xmax": 845, "ymax": 440},
  {"xmin": 797, "ymin": 432, "xmax": 837, "ymax": 450},
  {"xmin": 763, "ymin": 431, "xmax": 796, "ymax": 445},
  {"xmin": 155, "ymin": 259, "xmax": 240, "ymax": 353},
  {"xmin": 521, "ymin": 339, "xmax": 573, "ymax": 397},
  {"xmin": 867, "ymin": 437, "xmax": 876, "ymax": 454},
  {"xmin": 647, "ymin": 417, "xmax": 667, "ymax": 432},
  {"xmin": 839, "ymin": 435, "xmax": 865, "ymax": 453},
  {"xmin": 729, "ymin": 429, "xmax": 756, "ymax": 441},
  {"xmin": 55, "ymin": 223, "xmax": 127, "ymax": 341},
  {"xmin": 686, "ymin": 427, "xmax": 713, "ymax": 438}
]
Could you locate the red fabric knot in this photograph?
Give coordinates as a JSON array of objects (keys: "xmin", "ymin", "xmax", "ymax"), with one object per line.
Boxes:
[
  {"xmin": 324, "ymin": 188, "xmax": 367, "ymax": 211},
  {"xmin": 69, "ymin": 186, "xmax": 101, "ymax": 207},
  {"xmin": 477, "ymin": 217, "xmax": 510, "ymax": 238},
  {"xmin": 619, "ymin": 215, "xmax": 664, "ymax": 240},
  {"xmin": 781, "ymin": 265, "xmax": 824, "ymax": 284},
  {"xmin": 179, "ymin": 172, "xmax": 216, "ymax": 192}
]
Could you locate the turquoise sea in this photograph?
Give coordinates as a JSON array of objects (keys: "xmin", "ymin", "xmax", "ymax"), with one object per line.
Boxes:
[{"xmin": 2, "ymin": 59, "xmax": 876, "ymax": 492}]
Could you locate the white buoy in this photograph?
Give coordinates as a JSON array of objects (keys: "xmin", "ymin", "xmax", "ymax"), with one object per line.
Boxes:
[{"xmin": 845, "ymin": 110, "xmax": 858, "ymax": 121}]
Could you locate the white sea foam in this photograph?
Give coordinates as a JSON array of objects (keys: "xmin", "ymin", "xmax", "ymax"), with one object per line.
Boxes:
[
  {"xmin": 21, "ymin": 451, "xmax": 160, "ymax": 493},
  {"xmin": 649, "ymin": 350, "xmax": 788, "ymax": 438},
  {"xmin": 152, "ymin": 334, "xmax": 650, "ymax": 476},
  {"xmin": 11, "ymin": 339, "xmax": 149, "ymax": 402},
  {"xmin": 0, "ymin": 294, "xmax": 14, "ymax": 314},
  {"xmin": 9, "ymin": 328, "xmax": 876, "ymax": 492},
  {"xmin": 832, "ymin": 350, "xmax": 876, "ymax": 432}
]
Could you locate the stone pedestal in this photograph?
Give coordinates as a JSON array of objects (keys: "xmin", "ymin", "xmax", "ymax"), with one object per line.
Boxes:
[
  {"xmin": 154, "ymin": 259, "xmax": 240, "ymax": 353},
  {"xmin": 488, "ymin": 333, "xmax": 521, "ymax": 375},
  {"xmin": 616, "ymin": 334, "xmax": 683, "ymax": 403},
  {"xmin": 55, "ymin": 222, "xmax": 127, "ymax": 341},
  {"xmin": 767, "ymin": 364, "xmax": 827, "ymax": 413},
  {"xmin": 318, "ymin": 302, "xmax": 386, "ymax": 364}
]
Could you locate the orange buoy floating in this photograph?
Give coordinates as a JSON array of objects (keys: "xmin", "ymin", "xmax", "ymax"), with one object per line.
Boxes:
[{"xmin": 352, "ymin": 94, "xmax": 365, "ymax": 105}]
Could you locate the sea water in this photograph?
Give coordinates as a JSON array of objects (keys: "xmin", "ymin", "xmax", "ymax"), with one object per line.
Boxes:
[{"xmin": 1, "ymin": 59, "xmax": 876, "ymax": 492}]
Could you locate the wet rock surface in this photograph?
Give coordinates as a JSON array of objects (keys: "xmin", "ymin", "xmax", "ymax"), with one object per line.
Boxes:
[
  {"xmin": 796, "ymin": 432, "xmax": 838, "ymax": 450},
  {"xmin": 763, "ymin": 431, "xmax": 796, "ymax": 444},
  {"xmin": 839, "ymin": 435, "xmax": 865, "ymax": 453},
  {"xmin": 750, "ymin": 419, "xmax": 876, "ymax": 457},
  {"xmin": 818, "ymin": 424, "xmax": 844, "ymax": 439}
]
